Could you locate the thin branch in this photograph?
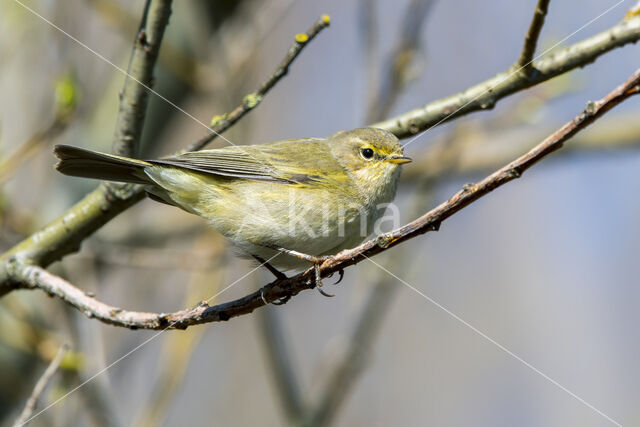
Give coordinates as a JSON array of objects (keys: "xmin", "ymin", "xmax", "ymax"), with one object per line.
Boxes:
[
  {"xmin": 188, "ymin": 14, "xmax": 331, "ymax": 152},
  {"xmin": 358, "ymin": 0, "xmax": 380, "ymax": 120},
  {"xmin": 374, "ymin": 13, "xmax": 640, "ymax": 138},
  {"xmin": 112, "ymin": 0, "xmax": 173, "ymax": 157},
  {"xmin": 0, "ymin": 15, "xmax": 330, "ymax": 291},
  {"xmin": 366, "ymin": 0, "xmax": 434, "ymax": 123},
  {"xmin": 258, "ymin": 307, "xmax": 306, "ymax": 423},
  {"xmin": 307, "ymin": 282, "xmax": 397, "ymax": 427},
  {"xmin": 7, "ymin": 68, "xmax": 640, "ymax": 329},
  {"xmin": 0, "ymin": 115, "xmax": 69, "ymax": 185},
  {"xmin": 517, "ymin": 0, "xmax": 551, "ymax": 70},
  {"xmin": 13, "ymin": 343, "xmax": 70, "ymax": 427},
  {"xmin": 401, "ymin": 113, "xmax": 640, "ymax": 183}
]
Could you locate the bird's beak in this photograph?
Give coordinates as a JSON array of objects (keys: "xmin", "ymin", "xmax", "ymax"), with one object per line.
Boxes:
[{"xmin": 386, "ymin": 155, "xmax": 412, "ymax": 165}]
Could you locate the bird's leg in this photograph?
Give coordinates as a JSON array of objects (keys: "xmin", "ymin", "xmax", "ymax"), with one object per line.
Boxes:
[
  {"xmin": 252, "ymin": 255, "xmax": 287, "ymax": 280},
  {"xmin": 252, "ymin": 255, "xmax": 290, "ymax": 305},
  {"xmin": 265, "ymin": 245, "xmax": 334, "ymax": 297}
]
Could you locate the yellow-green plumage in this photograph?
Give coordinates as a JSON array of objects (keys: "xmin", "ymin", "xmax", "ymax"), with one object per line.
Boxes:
[{"xmin": 54, "ymin": 127, "xmax": 410, "ymax": 270}]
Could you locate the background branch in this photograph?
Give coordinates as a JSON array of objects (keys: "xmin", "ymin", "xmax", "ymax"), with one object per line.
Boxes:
[
  {"xmin": 365, "ymin": 0, "xmax": 434, "ymax": 123},
  {"xmin": 13, "ymin": 343, "xmax": 69, "ymax": 427},
  {"xmin": 258, "ymin": 307, "xmax": 306, "ymax": 424},
  {"xmin": 517, "ymin": 0, "xmax": 551, "ymax": 70}
]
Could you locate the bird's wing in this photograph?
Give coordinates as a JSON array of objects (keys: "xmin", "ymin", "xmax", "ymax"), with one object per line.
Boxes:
[{"xmin": 149, "ymin": 139, "xmax": 347, "ymax": 185}]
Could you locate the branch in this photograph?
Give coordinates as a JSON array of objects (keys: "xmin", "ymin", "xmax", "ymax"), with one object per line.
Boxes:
[
  {"xmin": 0, "ymin": 0, "xmax": 174, "ymax": 287},
  {"xmin": 0, "ymin": 74, "xmax": 76, "ymax": 185},
  {"xmin": 112, "ymin": 0, "xmax": 173, "ymax": 157},
  {"xmin": 517, "ymin": 0, "xmax": 551, "ymax": 70},
  {"xmin": 366, "ymin": 0, "xmax": 434, "ymax": 122},
  {"xmin": 258, "ymin": 307, "xmax": 306, "ymax": 423},
  {"xmin": 401, "ymin": 113, "xmax": 640, "ymax": 183},
  {"xmin": 7, "ymin": 68, "xmax": 639, "ymax": 329},
  {"xmin": 187, "ymin": 14, "xmax": 331, "ymax": 152},
  {"xmin": 0, "ymin": 15, "xmax": 330, "ymax": 293},
  {"xmin": 374, "ymin": 13, "xmax": 640, "ymax": 138},
  {"xmin": 13, "ymin": 343, "xmax": 69, "ymax": 427},
  {"xmin": 307, "ymin": 282, "xmax": 397, "ymax": 427}
]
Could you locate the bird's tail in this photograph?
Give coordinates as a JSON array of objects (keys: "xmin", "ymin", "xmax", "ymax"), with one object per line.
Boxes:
[{"xmin": 54, "ymin": 145, "xmax": 153, "ymax": 185}]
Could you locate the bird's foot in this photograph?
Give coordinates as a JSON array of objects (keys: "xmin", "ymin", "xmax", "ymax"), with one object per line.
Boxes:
[
  {"xmin": 253, "ymin": 255, "xmax": 290, "ymax": 305},
  {"xmin": 260, "ymin": 288, "xmax": 291, "ymax": 306},
  {"xmin": 265, "ymin": 246, "xmax": 335, "ymax": 297}
]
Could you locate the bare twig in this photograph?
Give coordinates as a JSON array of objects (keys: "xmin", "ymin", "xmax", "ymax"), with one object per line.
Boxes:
[
  {"xmin": 374, "ymin": 13, "xmax": 640, "ymax": 138},
  {"xmin": 7, "ymin": 68, "xmax": 640, "ymax": 329},
  {"xmin": 258, "ymin": 307, "xmax": 306, "ymax": 423},
  {"xmin": 307, "ymin": 282, "xmax": 397, "ymax": 427},
  {"xmin": 188, "ymin": 14, "xmax": 331, "ymax": 152},
  {"xmin": 401, "ymin": 113, "xmax": 640, "ymax": 183},
  {"xmin": 358, "ymin": 0, "xmax": 380, "ymax": 119},
  {"xmin": 13, "ymin": 343, "xmax": 70, "ymax": 427},
  {"xmin": 0, "ymin": 116, "xmax": 69, "ymax": 185},
  {"xmin": 366, "ymin": 0, "xmax": 434, "ymax": 122},
  {"xmin": 0, "ymin": 75, "xmax": 77, "ymax": 184},
  {"xmin": 112, "ymin": 0, "xmax": 173, "ymax": 157},
  {"xmin": 517, "ymin": 0, "xmax": 551, "ymax": 70}
]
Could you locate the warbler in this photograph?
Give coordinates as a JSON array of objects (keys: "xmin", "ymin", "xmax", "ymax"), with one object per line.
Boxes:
[{"xmin": 54, "ymin": 127, "xmax": 410, "ymax": 281}]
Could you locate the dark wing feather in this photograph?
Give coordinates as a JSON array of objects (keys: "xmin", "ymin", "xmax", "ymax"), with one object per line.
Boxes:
[
  {"xmin": 148, "ymin": 139, "xmax": 336, "ymax": 185},
  {"xmin": 150, "ymin": 150, "xmax": 290, "ymax": 182}
]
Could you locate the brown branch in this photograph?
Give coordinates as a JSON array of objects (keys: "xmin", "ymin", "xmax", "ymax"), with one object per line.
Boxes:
[
  {"xmin": 187, "ymin": 14, "xmax": 331, "ymax": 152},
  {"xmin": 13, "ymin": 343, "xmax": 69, "ymax": 427},
  {"xmin": 7, "ymin": 68, "xmax": 639, "ymax": 329},
  {"xmin": 516, "ymin": 0, "xmax": 551, "ymax": 70},
  {"xmin": 374, "ymin": 13, "xmax": 640, "ymax": 138},
  {"xmin": 401, "ymin": 112, "xmax": 640, "ymax": 183}
]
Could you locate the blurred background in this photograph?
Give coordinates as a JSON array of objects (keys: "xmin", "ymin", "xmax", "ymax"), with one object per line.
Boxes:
[{"xmin": 1, "ymin": 0, "xmax": 639, "ymax": 426}]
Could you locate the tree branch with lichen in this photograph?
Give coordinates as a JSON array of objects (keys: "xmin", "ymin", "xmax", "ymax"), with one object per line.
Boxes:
[{"xmin": 112, "ymin": 0, "xmax": 173, "ymax": 158}]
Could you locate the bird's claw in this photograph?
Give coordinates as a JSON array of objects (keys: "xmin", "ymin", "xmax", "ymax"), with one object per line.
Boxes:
[
  {"xmin": 260, "ymin": 288, "xmax": 291, "ymax": 305},
  {"xmin": 311, "ymin": 263, "xmax": 335, "ymax": 297},
  {"xmin": 331, "ymin": 269, "xmax": 344, "ymax": 285}
]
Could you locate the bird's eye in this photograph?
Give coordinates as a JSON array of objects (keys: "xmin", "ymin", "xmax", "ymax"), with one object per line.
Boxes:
[{"xmin": 360, "ymin": 148, "xmax": 374, "ymax": 159}]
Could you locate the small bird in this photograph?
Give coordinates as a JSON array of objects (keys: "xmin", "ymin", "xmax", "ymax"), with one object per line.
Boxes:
[{"xmin": 54, "ymin": 127, "xmax": 410, "ymax": 294}]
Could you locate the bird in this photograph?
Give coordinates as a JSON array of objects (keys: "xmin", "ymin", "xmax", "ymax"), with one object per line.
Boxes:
[{"xmin": 54, "ymin": 127, "xmax": 410, "ymax": 296}]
